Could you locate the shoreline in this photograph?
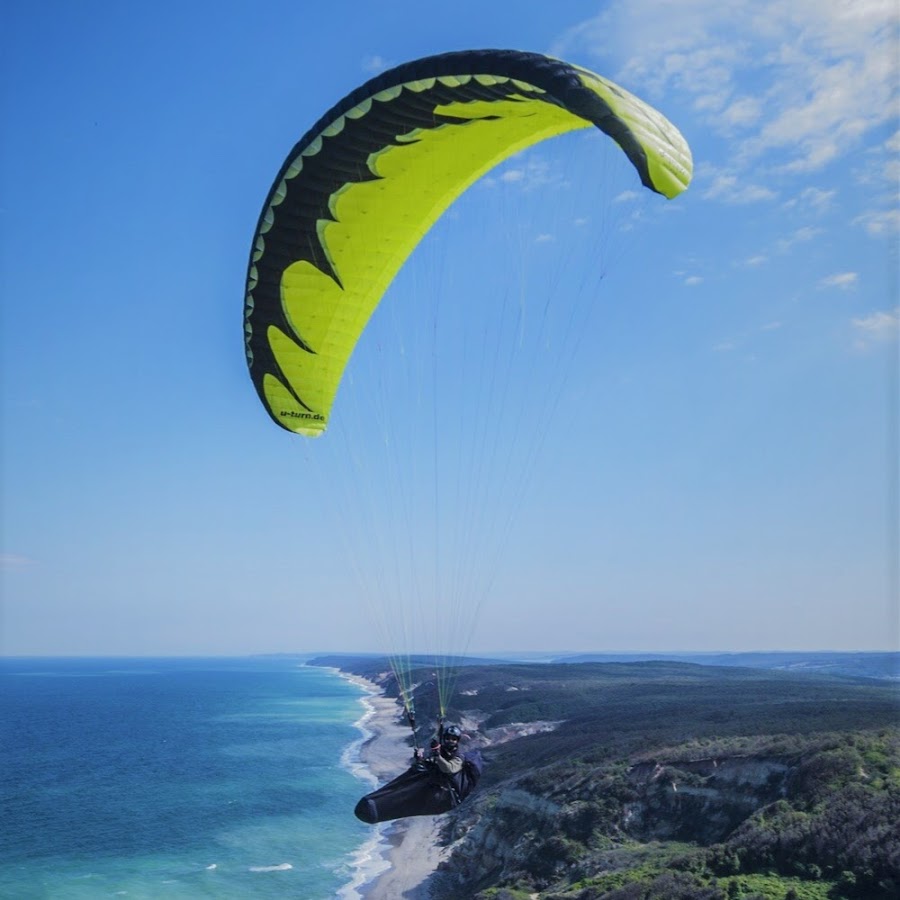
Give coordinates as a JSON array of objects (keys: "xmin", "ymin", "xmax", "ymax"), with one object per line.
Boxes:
[{"xmin": 331, "ymin": 669, "xmax": 449, "ymax": 900}]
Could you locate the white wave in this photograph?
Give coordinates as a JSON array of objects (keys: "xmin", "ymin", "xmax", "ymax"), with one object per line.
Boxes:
[
  {"xmin": 336, "ymin": 824, "xmax": 392, "ymax": 900},
  {"xmin": 249, "ymin": 863, "xmax": 293, "ymax": 873},
  {"xmin": 205, "ymin": 864, "xmax": 217, "ymax": 870},
  {"xmin": 339, "ymin": 682, "xmax": 381, "ymax": 788},
  {"xmin": 341, "ymin": 728, "xmax": 378, "ymax": 785}
]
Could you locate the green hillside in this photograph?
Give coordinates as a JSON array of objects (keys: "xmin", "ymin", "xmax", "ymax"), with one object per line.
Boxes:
[{"xmin": 315, "ymin": 657, "xmax": 899, "ymax": 899}]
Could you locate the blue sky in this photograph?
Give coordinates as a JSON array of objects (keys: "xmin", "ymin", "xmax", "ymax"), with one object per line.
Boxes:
[{"xmin": 2, "ymin": 0, "xmax": 897, "ymax": 656}]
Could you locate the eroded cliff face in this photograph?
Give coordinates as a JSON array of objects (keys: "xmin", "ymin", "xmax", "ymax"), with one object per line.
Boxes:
[
  {"xmin": 437, "ymin": 787, "xmax": 564, "ymax": 894},
  {"xmin": 621, "ymin": 755, "xmax": 792, "ymax": 844},
  {"xmin": 431, "ymin": 753, "xmax": 796, "ymax": 897}
]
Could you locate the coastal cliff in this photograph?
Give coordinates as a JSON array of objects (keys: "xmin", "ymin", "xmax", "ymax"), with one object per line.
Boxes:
[{"xmin": 314, "ymin": 657, "xmax": 900, "ymax": 899}]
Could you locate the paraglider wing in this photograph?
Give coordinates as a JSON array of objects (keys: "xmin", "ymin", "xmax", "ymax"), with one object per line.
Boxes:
[{"xmin": 244, "ymin": 49, "xmax": 692, "ymax": 436}]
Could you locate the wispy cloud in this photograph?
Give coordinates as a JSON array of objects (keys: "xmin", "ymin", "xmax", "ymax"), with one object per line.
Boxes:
[
  {"xmin": 484, "ymin": 154, "xmax": 570, "ymax": 192},
  {"xmin": 854, "ymin": 208, "xmax": 900, "ymax": 236},
  {"xmin": 775, "ymin": 226, "xmax": 823, "ymax": 253},
  {"xmin": 783, "ymin": 187, "xmax": 837, "ymax": 214},
  {"xmin": 852, "ymin": 133, "xmax": 900, "ymax": 234},
  {"xmin": 553, "ymin": 1, "xmax": 899, "ymax": 192},
  {"xmin": 673, "ymin": 266, "xmax": 704, "ymax": 285},
  {"xmin": 702, "ymin": 170, "xmax": 777, "ymax": 204},
  {"xmin": 820, "ymin": 271, "xmax": 859, "ymax": 290},
  {"xmin": 741, "ymin": 222, "xmax": 826, "ymax": 272},
  {"xmin": 852, "ymin": 307, "xmax": 900, "ymax": 349},
  {"xmin": 743, "ymin": 254, "xmax": 768, "ymax": 267}
]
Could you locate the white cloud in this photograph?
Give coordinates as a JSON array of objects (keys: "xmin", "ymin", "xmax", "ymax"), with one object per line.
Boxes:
[
  {"xmin": 783, "ymin": 187, "xmax": 837, "ymax": 213},
  {"xmin": 853, "ymin": 207, "xmax": 900, "ymax": 236},
  {"xmin": 485, "ymin": 155, "xmax": 570, "ymax": 192},
  {"xmin": 850, "ymin": 131, "xmax": 900, "ymax": 235},
  {"xmin": 820, "ymin": 271, "xmax": 859, "ymax": 290},
  {"xmin": 852, "ymin": 307, "xmax": 900, "ymax": 348},
  {"xmin": 722, "ymin": 95, "xmax": 764, "ymax": 129},
  {"xmin": 743, "ymin": 254, "xmax": 768, "ymax": 267},
  {"xmin": 854, "ymin": 130, "xmax": 900, "ymax": 188},
  {"xmin": 702, "ymin": 170, "xmax": 777, "ymax": 204},
  {"xmin": 684, "ymin": 275, "xmax": 704, "ymax": 286},
  {"xmin": 775, "ymin": 226, "xmax": 823, "ymax": 253},
  {"xmin": 554, "ymin": 1, "xmax": 899, "ymax": 177},
  {"xmin": 535, "ymin": 233, "xmax": 555, "ymax": 243}
]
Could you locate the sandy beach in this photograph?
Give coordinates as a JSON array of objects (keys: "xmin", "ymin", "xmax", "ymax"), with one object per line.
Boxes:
[{"xmin": 338, "ymin": 673, "xmax": 450, "ymax": 900}]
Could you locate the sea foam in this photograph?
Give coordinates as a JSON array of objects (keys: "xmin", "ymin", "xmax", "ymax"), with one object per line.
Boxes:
[{"xmin": 336, "ymin": 825, "xmax": 391, "ymax": 900}]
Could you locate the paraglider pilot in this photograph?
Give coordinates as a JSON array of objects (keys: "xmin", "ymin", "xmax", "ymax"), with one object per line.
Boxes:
[
  {"xmin": 429, "ymin": 723, "xmax": 464, "ymax": 775},
  {"xmin": 354, "ymin": 721, "xmax": 482, "ymax": 824}
]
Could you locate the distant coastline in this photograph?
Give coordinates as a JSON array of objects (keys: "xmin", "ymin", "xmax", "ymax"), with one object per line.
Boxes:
[
  {"xmin": 540, "ymin": 650, "xmax": 900, "ymax": 679},
  {"xmin": 309, "ymin": 650, "xmax": 900, "ymax": 681}
]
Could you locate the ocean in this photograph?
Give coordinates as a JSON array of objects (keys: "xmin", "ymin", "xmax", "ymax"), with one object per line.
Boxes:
[{"xmin": 0, "ymin": 657, "xmax": 385, "ymax": 899}]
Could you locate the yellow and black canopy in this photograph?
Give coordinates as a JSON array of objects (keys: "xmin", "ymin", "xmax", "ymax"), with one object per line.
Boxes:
[{"xmin": 244, "ymin": 49, "xmax": 692, "ymax": 436}]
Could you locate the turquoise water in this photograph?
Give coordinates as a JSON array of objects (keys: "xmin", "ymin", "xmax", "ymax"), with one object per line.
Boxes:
[{"xmin": 0, "ymin": 657, "xmax": 381, "ymax": 899}]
